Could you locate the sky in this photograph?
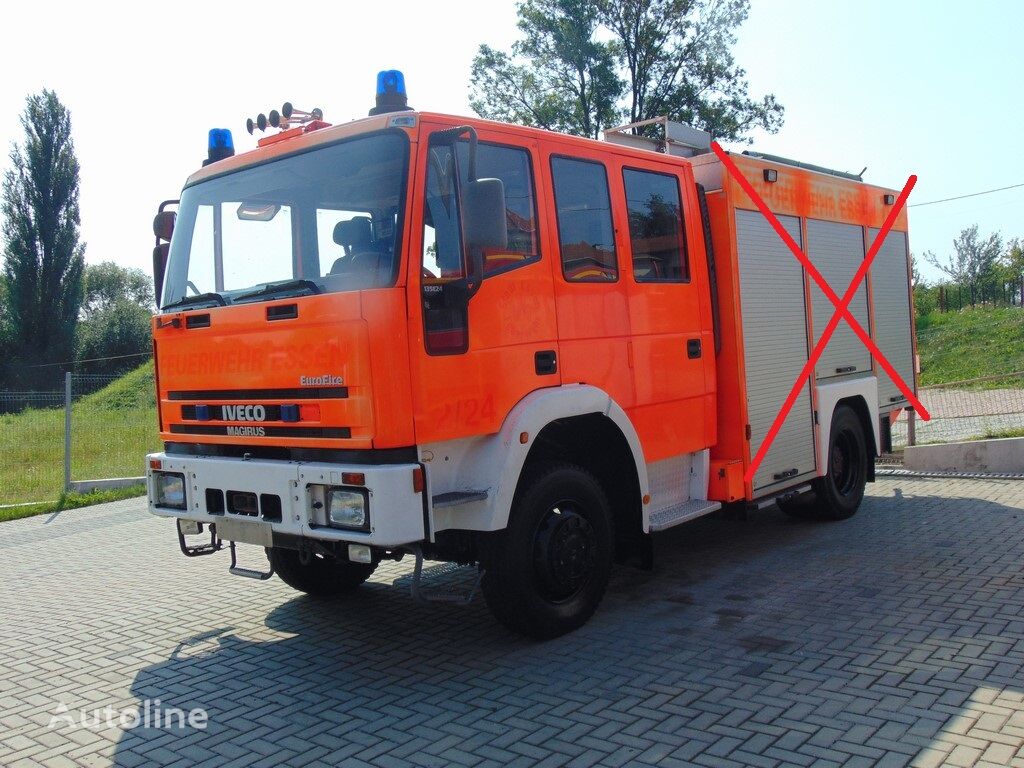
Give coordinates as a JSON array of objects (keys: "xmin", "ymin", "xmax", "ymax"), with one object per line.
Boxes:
[{"xmin": 0, "ymin": 0, "xmax": 1020, "ymax": 283}]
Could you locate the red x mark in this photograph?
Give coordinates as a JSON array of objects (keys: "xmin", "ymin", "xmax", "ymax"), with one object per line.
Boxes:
[{"xmin": 709, "ymin": 143, "xmax": 930, "ymax": 484}]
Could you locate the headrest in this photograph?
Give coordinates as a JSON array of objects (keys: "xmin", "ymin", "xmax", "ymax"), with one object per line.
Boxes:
[{"xmin": 333, "ymin": 217, "xmax": 373, "ymax": 249}]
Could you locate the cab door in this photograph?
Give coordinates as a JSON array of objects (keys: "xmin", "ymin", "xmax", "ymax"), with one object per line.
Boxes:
[
  {"xmin": 612, "ymin": 158, "xmax": 715, "ymax": 461},
  {"xmin": 543, "ymin": 147, "xmax": 635, "ymax": 413},
  {"xmin": 406, "ymin": 121, "xmax": 559, "ymax": 445}
]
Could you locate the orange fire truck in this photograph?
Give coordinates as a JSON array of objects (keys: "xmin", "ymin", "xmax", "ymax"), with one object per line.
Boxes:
[{"xmin": 148, "ymin": 71, "xmax": 916, "ymax": 638}]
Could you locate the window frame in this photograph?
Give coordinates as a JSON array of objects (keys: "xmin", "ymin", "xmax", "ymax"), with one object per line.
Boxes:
[
  {"xmin": 455, "ymin": 138, "xmax": 543, "ymax": 280},
  {"xmin": 550, "ymin": 154, "xmax": 620, "ymax": 284},
  {"xmin": 621, "ymin": 165, "xmax": 691, "ymax": 285}
]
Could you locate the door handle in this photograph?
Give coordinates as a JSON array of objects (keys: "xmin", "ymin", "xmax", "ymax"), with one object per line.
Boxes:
[
  {"xmin": 687, "ymin": 338, "xmax": 702, "ymax": 359},
  {"xmin": 535, "ymin": 350, "xmax": 557, "ymax": 375}
]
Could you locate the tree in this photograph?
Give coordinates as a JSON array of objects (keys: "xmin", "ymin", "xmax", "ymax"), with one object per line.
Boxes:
[
  {"xmin": 1, "ymin": 90, "xmax": 85, "ymax": 387},
  {"xmin": 82, "ymin": 261, "xmax": 153, "ymax": 317},
  {"xmin": 76, "ymin": 261, "xmax": 153, "ymax": 376},
  {"xmin": 925, "ymin": 225, "xmax": 1002, "ymax": 308},
  {"xmin": 470, "ymin": 0, "xmax": 784, "ymax": 142},
  {"xmin": 1006, "ymin": 238, "xmax": 1024, "ymax": 306},
  {"xmin": 470, "ymin": 1, "xmax": 622, "ymax": 138},
  {"xmin": 75, "ymin": 300, "xmax": 152, "ymax": 376}
]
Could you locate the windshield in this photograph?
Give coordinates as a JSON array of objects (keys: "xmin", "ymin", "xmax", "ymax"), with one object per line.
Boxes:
[{"xmin": 162, "ymin": 131, "xmax": 409, "ymax": 309}]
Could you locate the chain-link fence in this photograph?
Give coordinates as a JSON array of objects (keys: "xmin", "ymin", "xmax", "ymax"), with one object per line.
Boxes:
[
  {"xmin": 0, "ymin": 390, "xmax": 65, "ymax": 505},
  {"xmin": 891, "ymin": 371, "xmax": 1024, "ymax": 449},
  {"xmin": 0, "ymin": 366, "xmax": 159, "ymax": 506}
]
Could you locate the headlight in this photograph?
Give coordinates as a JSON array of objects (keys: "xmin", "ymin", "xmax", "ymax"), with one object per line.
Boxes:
[
  {"xmin": 327, "ymin": 488, "xmax": 369, "ymax": 531},
  {"xmin": 154, "ymin": 472, "xmax": 187, "ymax": 510}
]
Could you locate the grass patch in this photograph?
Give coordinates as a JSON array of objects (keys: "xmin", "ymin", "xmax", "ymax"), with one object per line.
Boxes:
[
  {"xmin": 0, "ymin": 484, "xmax": 146, "ymax": 523},
  {"xmin": 981, "ymin": 427, "xmax": 1024, "ymax": 440},
  {"xmin": 917, "ymin": 306, "xmax": 1024, "ymax": 387},
  {"xmin": 0, "ymin": 362, "xmax": 160, "ymax": 505}
]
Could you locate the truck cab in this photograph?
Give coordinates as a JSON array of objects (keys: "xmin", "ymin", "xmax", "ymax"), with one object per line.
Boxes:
[{"xmin": 149, "ymin": 72, "xmax": 901, "ymax": 638}]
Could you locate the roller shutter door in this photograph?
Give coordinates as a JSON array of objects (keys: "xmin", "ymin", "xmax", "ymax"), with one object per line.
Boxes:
[
  {"xmin": 868, "ymin": 229, "xmax": 915, "ymax": 408},
  {"xmin": 736, "ymin": 210, "xmax": 817, "ymax": 491},
  {"xmin": 806, "ymin": 219, "xmax": 871, "ymax": 379}
]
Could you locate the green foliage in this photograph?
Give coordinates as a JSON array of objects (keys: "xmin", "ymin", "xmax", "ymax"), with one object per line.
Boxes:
[
  {"xmin": 82, "ymin": 261, "xmax": 153, "ymax": 316},
  {"xmin": 76, "ymin": 299, "xmax": 152, "ymax": 376},
  {"xmin": 471, "ymin": 1, "xmax": 622, "ymax": 138},
  {"xmin": 925, "ymin": 225, "xmax": 1004, "ymax": 308},
  {"xmin": 470, "ymin": 0, "xmax": 783, "ymax": 141},
  {"xmin": 916, "ymin": 306, "xmax": 1024, "ymax": 386},
  {"xmin": 1, "ymin": 90, "xmax": 85, "ymax": 387}
]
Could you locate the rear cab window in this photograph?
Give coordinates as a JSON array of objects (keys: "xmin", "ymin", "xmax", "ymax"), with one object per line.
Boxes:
[{"xmin": 622, "ymin": 168, "xmax": 690, "ymax": 283}]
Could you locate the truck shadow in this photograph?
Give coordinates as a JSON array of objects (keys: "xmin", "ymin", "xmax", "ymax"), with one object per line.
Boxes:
[{"xmin": 114, "ymin": 483, "xmax": 1024, "ymax": 766}]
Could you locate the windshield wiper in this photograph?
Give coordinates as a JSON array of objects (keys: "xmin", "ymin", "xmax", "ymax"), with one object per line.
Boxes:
[
  {"xmin": 160, "ymin": 292, "xmax": 227, "ymax": 311},
  {"xmin": 233, "ymin": 279, "xmax": 321, "ymax": 303}
]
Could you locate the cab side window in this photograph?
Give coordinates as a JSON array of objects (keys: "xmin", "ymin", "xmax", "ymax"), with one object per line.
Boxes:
[
  {"xmin": 456, "ymin": 142, "xmax": 539, "ymax": 276},
  {"xmin": 551, "ymin": 157, "xmax": 617, "ymax": 282},
  {"xmin": 623, "ymin": 168, "xmax": 689, "ymax": 282}
]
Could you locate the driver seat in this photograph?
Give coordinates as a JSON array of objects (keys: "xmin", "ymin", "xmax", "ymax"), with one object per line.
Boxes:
[{"xmin": 330, "ymin": 217, "xmax": 385, "ymax": 286}]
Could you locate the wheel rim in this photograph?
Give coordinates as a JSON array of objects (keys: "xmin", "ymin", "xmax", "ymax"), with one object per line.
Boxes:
[
  {"xmin": 831, "ymin": 428, "xmax": 861, "ymax": 496},
  {"xmin": 532, "ymin": 501, "xmax": 597, "ymax": 603}
]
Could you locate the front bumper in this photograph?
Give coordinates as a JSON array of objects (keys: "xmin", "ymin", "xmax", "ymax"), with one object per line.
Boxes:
[{"xmin": 146, "ymin": 453, "xmax": 426, "ymax": 548}]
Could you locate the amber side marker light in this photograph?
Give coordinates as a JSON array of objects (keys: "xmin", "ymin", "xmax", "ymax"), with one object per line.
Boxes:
[
  {"xmin": 149, "ymin": 459, "xmax": 162, "ymax": 470},
  {"xmin": 412, "ymin": 467, "xmax": 425, "ymax": 493},
  {"xmin": 342, "ymin": 472, "xmax": 365, "ymax": 486}
]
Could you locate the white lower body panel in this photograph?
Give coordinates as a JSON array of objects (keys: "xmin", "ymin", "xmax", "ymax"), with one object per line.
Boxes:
[{"xmin": 147, "ymin": 453, "xmax": 426, "ymax": 548}]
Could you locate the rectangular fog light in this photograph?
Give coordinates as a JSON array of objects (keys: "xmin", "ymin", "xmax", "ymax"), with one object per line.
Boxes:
[
  {"xmin": 178, "ymin": 519, "xmax": 201, "ymax": 536},
  {"xmin": 348, "ymin": 544, "xmax": 372, "ymax": 564}
]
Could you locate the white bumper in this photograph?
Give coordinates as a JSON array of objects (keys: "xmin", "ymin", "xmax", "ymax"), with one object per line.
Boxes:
[{"xmin": 146, "ymin": 453, "xmax": 426, "ymax": 548}]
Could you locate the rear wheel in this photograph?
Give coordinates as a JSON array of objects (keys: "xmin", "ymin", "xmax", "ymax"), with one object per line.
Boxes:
[
  {"xmin": 809, "ymin": 405, "xmax": 868, "ymax": 520},
  {"xmin": 481, "ymin": 464, "xmax": 613, "ymax": 639},
  {"xmin": 269, "ymin": 547, "xmax": 376, "ymax": 596}
]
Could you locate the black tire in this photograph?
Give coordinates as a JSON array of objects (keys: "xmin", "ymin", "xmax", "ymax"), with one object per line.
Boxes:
[
  {"xmin": 481, "ymin": 464, "xmax": 614, "ymax": 639},
  {"xmin": 809, "ymin": 405, "xmax": 868, "ymax": 520},
  {"xmin": 269, "ymin": 547, "xmax": 376, "ymax": 596}
]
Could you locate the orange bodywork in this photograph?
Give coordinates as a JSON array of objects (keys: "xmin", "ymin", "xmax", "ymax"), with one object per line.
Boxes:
[
  {"xmin": 691, "ymin": 152, "xmax": 910, "ymax": 500},
  {"xmin": 154, "ymin": 111, "xmax": 908, "ymax": 505},
  {"xmin": 155, "ymin": 112, "xmax": 719, "ymax": 467}
]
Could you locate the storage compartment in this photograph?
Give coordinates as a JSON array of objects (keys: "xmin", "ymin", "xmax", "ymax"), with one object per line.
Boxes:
[
  {"xmin": 868, "ymin": 229, "xmax": 915, "ymax": 408},
  {"xmin": 806, "ymin": 219, "xmax": 871, "ymax": 379},
  {"xmin": 735, "ymin": 210, "xmax": 818, "ymax": 491}
]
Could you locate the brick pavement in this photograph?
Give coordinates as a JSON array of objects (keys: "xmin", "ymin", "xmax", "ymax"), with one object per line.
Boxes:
[{"xmin": 2, "ymin": 477, "xmax": 1024, "ymax": 767}]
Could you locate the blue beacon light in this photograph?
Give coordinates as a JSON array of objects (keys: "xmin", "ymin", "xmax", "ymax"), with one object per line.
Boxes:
[
  {"xmin": 204, "ymin": 128, "xmax": 235, "ymax": 166},
  {"xmin": 369, "ymin": 70, "xmax": 412, "ymax": 116}
]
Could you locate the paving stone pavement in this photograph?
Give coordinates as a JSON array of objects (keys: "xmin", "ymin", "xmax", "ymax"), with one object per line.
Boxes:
[{"xmin": 2, "ymin": 477, "xmax": 1024, "ymax": 768}]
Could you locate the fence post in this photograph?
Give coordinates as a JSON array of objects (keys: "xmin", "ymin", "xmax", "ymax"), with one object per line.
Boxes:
[
  {"xmin": 64, "ymin": 372, "xmax": 72, "ymax": 493},
  {"xmin": 907, "ymin": 407, "xmax": 916, "ymax": 448}
]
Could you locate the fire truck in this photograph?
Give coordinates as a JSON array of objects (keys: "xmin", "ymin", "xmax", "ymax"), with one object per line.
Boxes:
[{"xmin": 148, "ymin": 71, "xmax": 917, "ymax": 638}]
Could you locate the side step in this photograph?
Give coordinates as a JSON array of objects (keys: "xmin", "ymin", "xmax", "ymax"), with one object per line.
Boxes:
[
  {"xmin": 431, "ymin": 490, "xmax": 488, "ymax": 509},
  {"xmin": 649, "ymin": 499, "xmax": 722, "ymax": 532}
]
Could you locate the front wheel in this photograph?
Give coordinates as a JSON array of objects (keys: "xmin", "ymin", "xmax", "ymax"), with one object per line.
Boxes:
[
  {"xmin": 481, "ymin": 464, "xmax": 613, "ymax": 639},
  {"xmin": 269, "ymin": 547, "xmax": 376, "ymax": 596},
  {"xmin": 809, "ymin": 405, "xmax": 868, "ymax": 520}
]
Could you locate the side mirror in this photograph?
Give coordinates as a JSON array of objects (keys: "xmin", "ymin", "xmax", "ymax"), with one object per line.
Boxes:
[
  {"xmin": 153, "ymin": 243, "xmax": 170, "ymax": 304},
  {"xmin": 153, "ymin": 210, "xmax": 176, "ymax": 241},
  {"xmin": 462, "ymin": 178, "xmax": 507, "ymax": 251}
]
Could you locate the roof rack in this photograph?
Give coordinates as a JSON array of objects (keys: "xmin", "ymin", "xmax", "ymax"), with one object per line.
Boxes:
[
  {"xmin": 602, "ymin": 117, "xmax": 712, "ymax": 158},
  {"xmin": 741, "ymin": 150, "xmax": 864, "ymax": 182}
]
